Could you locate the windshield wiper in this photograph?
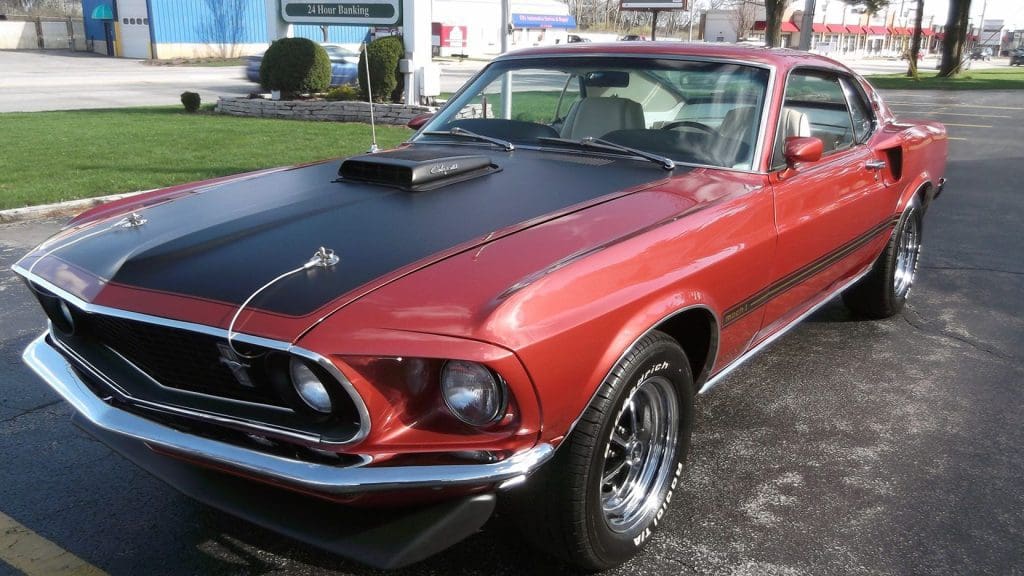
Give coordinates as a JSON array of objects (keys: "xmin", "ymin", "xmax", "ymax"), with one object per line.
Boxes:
[
  {"xmin": 537, "ymin": 136, "xmax": 675, "ymax": 170},
  {"xmin": 423, "ymin": 127, "xmax": 515, "ymax": 151}
]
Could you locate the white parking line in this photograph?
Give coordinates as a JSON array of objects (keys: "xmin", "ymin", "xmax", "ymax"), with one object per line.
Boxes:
[{"xmin": 940, "ymin": 123, "xmax": 993, "ymax": 128}]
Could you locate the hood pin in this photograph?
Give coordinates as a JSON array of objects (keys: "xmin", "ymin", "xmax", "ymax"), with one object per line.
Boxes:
[{"xmin": 121, "ymin": 212, "xmax": 147, "ymax": 228}]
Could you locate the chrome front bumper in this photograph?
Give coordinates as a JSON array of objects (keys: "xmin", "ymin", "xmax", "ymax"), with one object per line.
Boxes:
[{"xmin": 23, "ymin": 332, "xmax": 554, "ymax": 495}]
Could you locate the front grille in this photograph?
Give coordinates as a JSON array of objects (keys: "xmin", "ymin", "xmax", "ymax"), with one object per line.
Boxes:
[{"xmin": 85, "ymin": 315, "xmax": 286, "ymax": 407}]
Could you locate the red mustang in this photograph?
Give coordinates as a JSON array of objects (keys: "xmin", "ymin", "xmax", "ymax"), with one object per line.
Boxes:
[{"xmin": 17, "ymin": 44, "xmax": 946, "ymax": 570}]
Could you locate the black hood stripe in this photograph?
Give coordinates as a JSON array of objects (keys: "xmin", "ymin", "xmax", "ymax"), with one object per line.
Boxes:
[{"xmin": 26, "ymin": 145, "xmax": 677, "ymax": 317}]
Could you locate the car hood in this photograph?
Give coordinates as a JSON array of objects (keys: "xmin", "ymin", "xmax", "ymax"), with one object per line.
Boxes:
[{"xmin": 17, "ymin": 144, "xmax": 676, "ymax": 338}]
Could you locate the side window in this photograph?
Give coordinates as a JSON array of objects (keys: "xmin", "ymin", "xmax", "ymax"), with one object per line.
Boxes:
[
  {"xmin": 840, "ymin": 77, "xmax": 874, "ymax": 144},
  {"xmin": 779, "ymin": 70, "xmax": 856, "ymax": 160}
]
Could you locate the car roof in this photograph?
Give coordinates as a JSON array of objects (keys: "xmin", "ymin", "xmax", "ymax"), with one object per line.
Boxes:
[{"xmin": 494, "ymin": 42, "xmax": 853, "ymax": 74}]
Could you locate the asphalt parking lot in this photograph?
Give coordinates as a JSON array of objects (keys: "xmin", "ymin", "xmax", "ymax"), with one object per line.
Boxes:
[
  {"xmin": 1, "ymin": 87, "xmax": 1022, "ymax": 575},
  {"xmin": 0, "ymin": 50, "xmax": 483, "ymax": 112}
]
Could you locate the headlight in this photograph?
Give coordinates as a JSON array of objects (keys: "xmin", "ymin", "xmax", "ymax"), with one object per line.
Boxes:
[
  {"xmin": 289, "ymin": 358, "xmax": 333, "ymax": 414},
  {"xmin": 441, "ymin": 360, "xmax": 507, "ymax": 427}
]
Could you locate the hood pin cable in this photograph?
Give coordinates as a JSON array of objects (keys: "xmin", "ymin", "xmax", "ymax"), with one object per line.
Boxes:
[
  {"xmin": 226, "ymin": 247, "xmax": 339, "ymax": 359},
  {"xmin": 27, "ymin": 212, "xmax": 147, "ymax": 283}
]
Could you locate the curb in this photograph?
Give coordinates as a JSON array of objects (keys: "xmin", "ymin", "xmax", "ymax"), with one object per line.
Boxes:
[{"xmin": 0, "ymin": 190, "xmax": 153, "ymax": 225}]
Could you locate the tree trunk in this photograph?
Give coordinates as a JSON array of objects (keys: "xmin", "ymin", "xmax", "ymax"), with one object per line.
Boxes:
[
  {"xmin": 907, "ymin": 0, "xmax": 924, "ymax": 77},
  {"xmin": 764, "ymin": 0, "xmax": 788, "ymax": 47},
  {"xmin": 939, "ymin": 0, "xmax": 972, "ymax": 77}
]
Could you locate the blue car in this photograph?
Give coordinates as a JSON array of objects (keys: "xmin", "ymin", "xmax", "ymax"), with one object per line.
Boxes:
[{"xmin": 246, "ymin": 43, "xmax": 360, "ymax": 87}]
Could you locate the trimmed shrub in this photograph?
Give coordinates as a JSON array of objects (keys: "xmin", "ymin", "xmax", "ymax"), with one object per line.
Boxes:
[
  {"xmin": 325, "ymin": 84, "xmax": 361, "ymax": 101},
  {"xmin": 259, "ymin": 38, "xmax": 332, "ymax": 96},
  {"xmin": 357, "ymin": 35, "xmax": 405, "ymax": 103},
  {"xmin": 180, "ymin": 91, "xmax": 201, "ymax": 113}
]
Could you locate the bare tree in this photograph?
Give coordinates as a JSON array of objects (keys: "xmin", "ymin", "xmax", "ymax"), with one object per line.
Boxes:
[
  {"xmin": 0, "ymin": 0, "xmax": 81, "ymax": 17},
  {"xmin": 763, "ymin": 0, "xmax": 789, "ymax": 47},
  {"xmin": 938, "ymin": 0, "xmax": 972, "ymax": 76},
  {"xmin": 730, "ymin": 0, "xmax": 760, "ymax": 40},
  {"xmin": 907, "ymin": 0, "xmax": 924, "ymax": 77},
  {"xmin": 198, "ymin": 0, "xmax": 249, "ymax": 58}
]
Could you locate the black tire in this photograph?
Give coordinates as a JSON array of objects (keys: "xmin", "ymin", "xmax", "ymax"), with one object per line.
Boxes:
[
  {"xmin": 508, "ymin": 331, "xmax": 694, "ymax": 570},
  {"xmin": 843, "ymin": 197, "xmax": 923, "ymax": 319}
]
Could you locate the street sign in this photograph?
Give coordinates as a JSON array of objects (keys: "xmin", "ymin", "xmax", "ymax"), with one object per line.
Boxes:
[{"xmin": 280, "ymin": 0, "xmax": 402, "ymax": 26}]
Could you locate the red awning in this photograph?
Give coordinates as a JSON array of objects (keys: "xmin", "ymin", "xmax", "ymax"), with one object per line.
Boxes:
[
  {"xmin": 897, "ymin": 27, "xmax": 913, "ymax": 35},
  {"xmin": 846, "ymin": 25, "xmax": 866, "ymax": 34},
  {"xmin": 922, "ymin": 28, "xmax": 935, "ymax": 36},
  {"xmin": 812, "ymin": 23, "xmax": 828, "ymax": 33},
  {"xmin": 867, "ymin": 25, "xmax": 888, "ymax": 35},
  {"xmin": 752, "ymin": 20, "xmax": 800, "ymax": 33},
  {"xmin": 825, "ymin": 24, "xmax": 847, "ymax": 33}
]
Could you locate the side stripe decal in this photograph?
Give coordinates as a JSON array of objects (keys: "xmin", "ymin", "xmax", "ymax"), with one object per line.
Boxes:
[{"xmin": 722, "ymin": 215, "xmax": 900, "ymax": 327}]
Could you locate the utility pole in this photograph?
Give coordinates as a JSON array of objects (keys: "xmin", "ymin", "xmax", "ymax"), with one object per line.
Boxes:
[
  {"xmin": 651, "ymin": 9, "xmax": 659, "ymax": 40},
  {"xmin": 976, "ymin": 0, "xmax": 988, "ymax": 49},
  {"xmin": 688, "ymin": 1, "xmax": 696, "ymax": 41},
  {"xmin": 798, "ymin": 0, "xmax": 815, "ymax": 50},
  {"xmin": 500, "ymin": 0, "xmax": 511, "ymax": 119}
]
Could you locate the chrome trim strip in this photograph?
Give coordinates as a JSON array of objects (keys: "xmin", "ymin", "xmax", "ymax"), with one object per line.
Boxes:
[
  {"xmin": 697, "ymin": 265, "xmax": 873, "ymax": 395},
  {"xmin": 23, "ymin": 333, "xmax": 554, "ymax": 494},
  {"xmin": 12, "ymin": 265, "xmax": 372, "ymax": 447}
]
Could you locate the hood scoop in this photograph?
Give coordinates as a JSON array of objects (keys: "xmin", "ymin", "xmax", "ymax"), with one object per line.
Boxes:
[{"xmin": 338, "ymin": 152, "xmax": 499, "ymax": 192}]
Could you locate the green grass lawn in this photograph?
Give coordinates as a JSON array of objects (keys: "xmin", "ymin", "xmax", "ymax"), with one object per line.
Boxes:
[
  {"xmin": 0, "ymin": 107, "xmax": 410, "ymax": 210},
  {"xmin": 866, "ymin": 67, "xmax": 1024, "ymax": 90}
]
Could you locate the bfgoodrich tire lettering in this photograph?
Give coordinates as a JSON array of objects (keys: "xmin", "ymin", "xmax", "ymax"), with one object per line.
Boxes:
[
  {"xmin": 843, "ymin": 197, "xmax": 923, "ymax": 319},
  {"xmin": 509, "ymin": 331, "xmax": 695, "ymax": 570}
]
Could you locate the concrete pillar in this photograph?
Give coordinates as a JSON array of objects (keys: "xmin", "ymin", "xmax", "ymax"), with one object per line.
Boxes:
[
  {"xmin": 264, "ymin": 0, "xmax": 292, "ymax": 42},
  {"xmin": 403, "ymin": 0, "xmax": 432, "ymax": 106}
]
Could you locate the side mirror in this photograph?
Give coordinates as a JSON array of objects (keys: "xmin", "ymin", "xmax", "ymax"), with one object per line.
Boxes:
[
  {"xmin": 784, "ymin": 136, "xmax": 823, "ymax": 167},
  {"xmin": 407, "ymin": 113, "xmax": 433, "ymax": 130}
]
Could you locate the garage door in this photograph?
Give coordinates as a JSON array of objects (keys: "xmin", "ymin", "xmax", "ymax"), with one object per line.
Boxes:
[{"xmin": 116, "ymin": 0, "xmax": 151, "ymax": 58}]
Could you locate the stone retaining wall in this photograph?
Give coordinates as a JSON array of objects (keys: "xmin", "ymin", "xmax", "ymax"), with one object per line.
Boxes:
[
  {"xmin": 215, "ymin": 97, "xmax": 435, "ymax": 125},
  {"xmin": 215, "ymin": 97, "xmax": 493, "ymax": 125}
]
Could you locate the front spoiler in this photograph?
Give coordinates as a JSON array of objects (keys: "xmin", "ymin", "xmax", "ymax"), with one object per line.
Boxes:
[{"xmin": 22, "ymin": 332, "xmax": 554, "ymax": 495}]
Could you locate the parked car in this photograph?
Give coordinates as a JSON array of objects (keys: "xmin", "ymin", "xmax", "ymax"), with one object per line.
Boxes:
[
  {"xmin": 619, "ymin": 34, "xmax": 648, "ymax": 41},
  {"xmin": 245, "ymin": 43, "xmax": 360, "ymax": 86},
  {"xmin": 18, "ymin": 44, "xmax": 947, "ymax": 571},
  {"xmin": 1010, "ymin": 48, "xmax": 1024, "ymax": 66},
  {"xmin": 567, "ymin": 34, "xmax": 591, "ymax": 43},
  {"xmin": 969, "ymin": 47, "xmax": 992, "ymax": 61}
]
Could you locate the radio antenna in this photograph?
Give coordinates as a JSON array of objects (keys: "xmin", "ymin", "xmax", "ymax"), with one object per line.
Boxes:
[{"xmin": 363, "ymin": 41, "xmax": 379, "ymax": 153}]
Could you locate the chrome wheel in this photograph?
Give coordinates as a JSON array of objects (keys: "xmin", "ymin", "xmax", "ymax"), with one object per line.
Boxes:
[
  {"xmin": 893, "ymin": 211, "xmax": 920, "ymax": 299},
  {"xmin": 600, "ymin": 375, "xmax": 679, "ymax": 534}
]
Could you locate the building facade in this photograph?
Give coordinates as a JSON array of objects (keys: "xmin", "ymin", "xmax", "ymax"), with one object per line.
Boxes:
[
  {"xmin": 81, "ymin": 0, "xmax": 369, "ymax": 59},
  {"xmin": 81, "ymin": 0, "xmax": 575, "ymax": 60}
]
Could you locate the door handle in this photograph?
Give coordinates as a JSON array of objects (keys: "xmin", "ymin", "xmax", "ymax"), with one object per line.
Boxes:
[{"xmin": 865, "ymin": 159, "xmax": 887, "ymax": 170}]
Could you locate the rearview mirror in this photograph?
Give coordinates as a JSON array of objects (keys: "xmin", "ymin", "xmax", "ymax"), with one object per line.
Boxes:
[
  {"xmin": 407, "ymin": 113, "xmax": 433, "ymax": 130},
  {"xmin": 583, "ymin": 71, "xmax": 630, "ymax": 88},
  {"xmin": 784, "ymin": 136, "xmax": 823, "ymax": 167}
]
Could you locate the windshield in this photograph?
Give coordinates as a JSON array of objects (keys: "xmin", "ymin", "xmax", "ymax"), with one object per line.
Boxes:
[{"xmin": 415, "ymin": 56, "xmax": 770, "ymax": 171}]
